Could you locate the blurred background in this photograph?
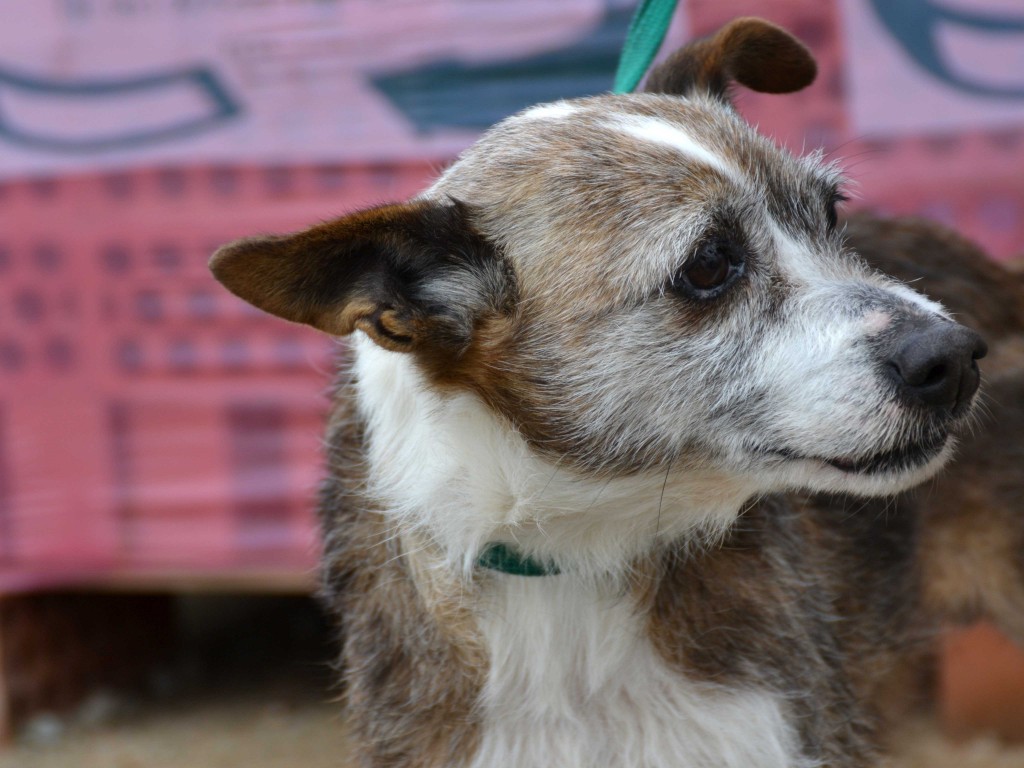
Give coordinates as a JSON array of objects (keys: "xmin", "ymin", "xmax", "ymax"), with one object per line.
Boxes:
[{"xmin": 0, "ymin": 0, "xmax": 1023, "ymax": 765}]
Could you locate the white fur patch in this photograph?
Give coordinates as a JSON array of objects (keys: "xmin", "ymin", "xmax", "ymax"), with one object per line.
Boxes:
[
  {"xmin": 609, "ymin": 115, "xmax": 740, "ymax": 183},
  {"xmin": 352, "ymin": 335, "xmax": 752, "ymax": 578},
  {"xmin": 469, "ymin": 576, "xmax": 809, "ymax": 768},
  {"xmin": 519, "ymin": 101, "xmax": 580, "ymax": 122}
]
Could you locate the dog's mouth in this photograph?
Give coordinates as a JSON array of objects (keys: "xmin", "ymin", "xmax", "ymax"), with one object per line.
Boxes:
[{"xmin": 767, "ymin": 432, "xmax": 949, "ymax": 476}]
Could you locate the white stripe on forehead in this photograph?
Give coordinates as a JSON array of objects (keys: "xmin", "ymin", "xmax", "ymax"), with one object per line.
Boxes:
[
  {"xmin": 518, "ymin": 101, "xmax": 580, "ymax": 121},
  {"xmin": 608, "ymin": 115, "xmax": 741, "ymax": 183}
]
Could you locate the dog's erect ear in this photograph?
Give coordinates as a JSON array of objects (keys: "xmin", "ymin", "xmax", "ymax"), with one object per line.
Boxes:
[
  {"xmin": 209, "ymin": 199, "xmax": 509, "ymax": 355},
  {"xmin": 643, "ymin": 17, "xmax": 816, "ymax": 100}
]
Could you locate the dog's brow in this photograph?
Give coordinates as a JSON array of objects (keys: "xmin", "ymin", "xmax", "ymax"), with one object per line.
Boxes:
[{"xmin": 609, "ymin": 115, "xmax": 738, "ymax": 182}]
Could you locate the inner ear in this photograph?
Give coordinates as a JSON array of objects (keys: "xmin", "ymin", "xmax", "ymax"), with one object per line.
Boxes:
[
  {"xmin": 209, "ymin": 199, "xmax": 510, "ymax": 356},
  {"xmin": 643, "ymin": 17, "xmax": 816, "ymax": 101}
]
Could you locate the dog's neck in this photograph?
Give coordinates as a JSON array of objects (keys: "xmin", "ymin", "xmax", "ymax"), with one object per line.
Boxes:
[{"xmin": 352, "ymin": 336, "xmax": 756, "ymax": 579}]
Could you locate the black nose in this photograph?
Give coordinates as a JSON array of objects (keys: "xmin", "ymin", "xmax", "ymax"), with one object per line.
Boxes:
[{"xmin": 885, "ymin": 318, "xmax": 987, "ymax": 413}]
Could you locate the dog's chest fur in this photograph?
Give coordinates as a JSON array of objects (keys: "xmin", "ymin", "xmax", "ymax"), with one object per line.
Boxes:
[{"xmin": 470, "ymin": 575, "xmax": 805, "ymax": 768}]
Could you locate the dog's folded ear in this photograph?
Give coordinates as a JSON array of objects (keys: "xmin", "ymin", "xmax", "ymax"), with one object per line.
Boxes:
[
  {"xmin": 643, "ymin": 17, "xmax": 816, "ymax": 101},
  {"xmin": 209, "ymin": 198, "xmax": 509, "ymax": 355}
]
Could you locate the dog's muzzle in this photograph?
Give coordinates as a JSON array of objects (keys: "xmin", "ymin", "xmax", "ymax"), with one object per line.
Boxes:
[{"xmin": 880, "ymin": 316, "xmax": 987, "ymax": 415}]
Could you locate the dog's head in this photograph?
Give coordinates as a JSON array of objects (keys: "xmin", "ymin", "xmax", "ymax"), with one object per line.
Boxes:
[{"xmin": 212, "ymin": 18, "xmax": 985, "ymax": 504}]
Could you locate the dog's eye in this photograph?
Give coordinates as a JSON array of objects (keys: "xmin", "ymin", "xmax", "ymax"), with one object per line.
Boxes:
[
  {"xmin": 671, "ymin": 236, "xmax": 744, "ymax": 299},
  {"xmin": 686, "ymin": 246, "xmax": 730, "ymax": 290},
  {"xmin": 826, "ymin": 191, "xmax": 847, "ymax": 232}
]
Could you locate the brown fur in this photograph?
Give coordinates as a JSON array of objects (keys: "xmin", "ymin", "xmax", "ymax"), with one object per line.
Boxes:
[
  {"xmin": 210, "ymin": 200, "xmax": 510, "ymax": 357},
  {"xmin": 644, "ymin": 504, "xmax": 883, "ymax": 765}
]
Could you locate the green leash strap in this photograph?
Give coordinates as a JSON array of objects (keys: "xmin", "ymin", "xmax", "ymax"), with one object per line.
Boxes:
[
  {"xmin": 476, "ymin": 543, "xmax": 561, "ymax": 577},
  {"xmin": 612, "ymin": 0, "xmax": 682, "ymax": 94}
]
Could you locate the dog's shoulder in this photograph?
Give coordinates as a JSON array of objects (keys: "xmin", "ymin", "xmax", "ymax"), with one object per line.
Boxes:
[
  {"xmin": 319, "ymin": 367, "xmax": 488, "ymax": 767},
  {"xmin": 647, "ymin": 493, "xmax": 926, "ymax": 761}
]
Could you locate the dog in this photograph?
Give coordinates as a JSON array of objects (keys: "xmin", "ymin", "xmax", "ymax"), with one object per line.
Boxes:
[{"xmin": 209, "ymin": 17, "xmax": 1024, "ymax": 768}]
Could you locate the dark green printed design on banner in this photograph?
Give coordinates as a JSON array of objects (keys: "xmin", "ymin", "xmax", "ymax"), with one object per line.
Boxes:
[
  {"xmin": 0, "ymin": 65, "xmax": 242, "ymax": 153},
  {"xmin": 868, "ymin": 0, "xmax": 1024, "ymax": 99},
  {"xmin": 372, "ymin": 2, "xmax": 634, "ymax": 133}
]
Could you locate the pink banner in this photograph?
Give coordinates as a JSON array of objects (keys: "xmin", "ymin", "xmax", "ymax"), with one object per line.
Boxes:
[
  {"xmin": 1, "ymin": 0, "xmax": 1022, "ymax": 593},
  {"xmin": 0, "ymin": 162, "xmax": 435, "ymax": 591}
]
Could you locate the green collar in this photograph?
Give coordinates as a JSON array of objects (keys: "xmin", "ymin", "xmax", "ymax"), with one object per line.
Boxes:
[{"xmin": 476, "ymin": 543, "xmax": 561, "ymax": 577}]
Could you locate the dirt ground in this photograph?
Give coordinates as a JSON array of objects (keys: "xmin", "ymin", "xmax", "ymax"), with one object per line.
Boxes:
[
  {"xmin": 2, "ymin": 595, "xmax": 1023, "ymax": 768},
  {"xmin": 0, "ymin": 682, "xmax": 353, "ymax": 768},
  {"xmin": 5, "ymin": 698, "xmax": 1024, "ymax": 768}
]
